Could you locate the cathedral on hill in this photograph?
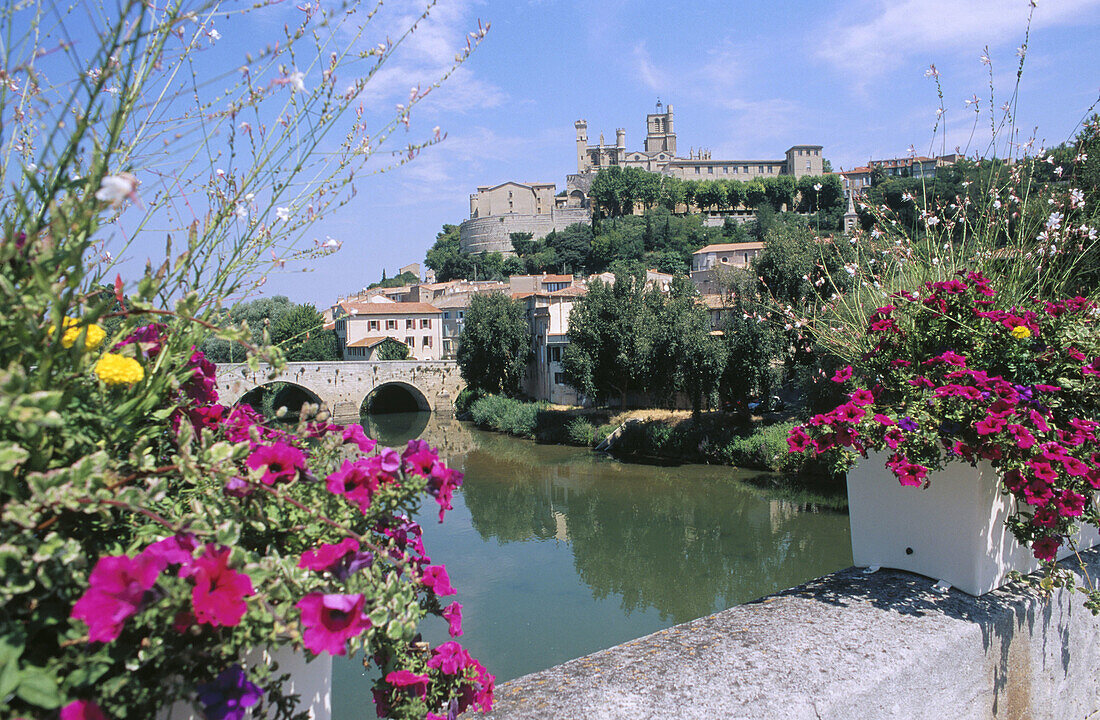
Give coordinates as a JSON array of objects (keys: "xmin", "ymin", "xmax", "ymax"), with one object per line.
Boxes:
[{"xmin": 572, "ymin": 100, "xmax": 823, "ymax": 182}]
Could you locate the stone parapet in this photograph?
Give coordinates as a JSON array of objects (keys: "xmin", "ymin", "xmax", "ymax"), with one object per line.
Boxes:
[{"xmin": 471, "ymin": 551, "xmax": 1100, "ymax": 720}]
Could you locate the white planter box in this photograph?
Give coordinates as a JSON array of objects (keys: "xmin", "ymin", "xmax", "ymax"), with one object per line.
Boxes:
[
  {"xmin": 847, "ymin": 451, "xmax": 1100, "ymax": 595},
  {"xmin": 159, "ymin": 648, "xmax": 331, "ymax": 720}
]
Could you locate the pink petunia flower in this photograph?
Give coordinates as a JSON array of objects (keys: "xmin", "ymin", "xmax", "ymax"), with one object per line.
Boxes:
[
  {"xmin": 297, "ymin": 593, "xmax": 371, "ymax": 656},
  {"xmin": 185, "ymin": 546, "xmax": 254, "ymax": 627},
  {"xmin": 443, "ymin": 601, "xmax": 463, "ymax": 638},
  {"xmin": 831, "ymin": 365, "xmax": 853, "ymax": 383},
  {"xmin": 246, "ymin": 442, "xmax": 306, "ymax": 485},
  {"xmin": 341, "ymin": 424, "xmax": 377, "ymax": 452},
  {"xmin": 421, "ymin": 565, "xmax": 457, "ymax": 596},
  {"xmin": 1032, "ymin": 536, "xmax": 1061, "ymax": 561},
  {"xmin": 426, "ymin": 641, "xmax": 473, "ymax": 675},
  {"xmin": 849, "ymin": 389, "xmax": 875, "ymax": 406},
  {"xmin": 61, "ymin": 700, "xmax": 108, "ymax": 720},
  {"xmin": 71, "ymin": 555, "xmax": 161, "ymax": 642},
  {"xmin": 384, "ymin": 670, "xmax": 430, "ymax": 700}
]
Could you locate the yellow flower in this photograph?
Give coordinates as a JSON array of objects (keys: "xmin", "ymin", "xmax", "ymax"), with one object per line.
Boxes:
[
  {"xmin": 61, "ymin": 319, "xmax": 107, "ymax": 351},
  {"xmin": 1011, "ymin": 325, "xmax": 1032, "ymax": 339},
  {"xmin": 94, "ymin": 353, "xmax": 144, "ymax": 386}
]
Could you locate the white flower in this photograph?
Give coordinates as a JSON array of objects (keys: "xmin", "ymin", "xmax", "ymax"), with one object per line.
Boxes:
[
  {"xmin": 924, "ymin": 64, "xmax": 939, "ymax": 78},
  {"xmin": 235, "ymin": 205, "xmax": 248, "ymax": 220},
  {"xmin": 207, "ymin": 28, "xmax": 221, "ymax": 42},
  {"xmin": 286, "ymin": 70, "xmax": 306, "ymax": 93},
  {"xmin": 216, "ymin": 168, "xmax": 225, "ymax": 177},
  {"xmin": 965, "ymin": 94, "xmax": 979, "ymax": 108},
  {"xmin": 276, "ymin": 207, "xmax": 290, "ymax": 222},
  {"xmin": 95, "ymin": 173, "xmax": 138, "ymax": 205},
  {"xmin": 980, "ymin": 52, "xmax": 991, "ymax": 65},
  {"xmin": 321, "ymin": 236, "xmax": 342, "ymax": 249},
  {"xmin": 239, "ymin": 121, "xmax": 251, "ymax": 133},
  {"xmin": 813, "ymin": 183, "xmax": 822, "ymax": 192},
  {"xmin": 1046, "ymin": 212, "xmax": 1063, "ymax": 231},
  {"xmin": 1070, "ymin": 188, "xmax": 1085, "ymax": 208},
  {"xmin": 1053, "ymin": 166, "xmax": 1064, "ymax": 177}
]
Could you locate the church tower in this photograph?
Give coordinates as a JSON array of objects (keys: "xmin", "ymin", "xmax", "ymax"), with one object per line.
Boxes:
[
  {"xmin": 575, "ymin": 119, "xmax": 589, "ymax": 173},
  {"xmin": 644, "ymin": 99, "xmax": 676, "ymax": 157}
]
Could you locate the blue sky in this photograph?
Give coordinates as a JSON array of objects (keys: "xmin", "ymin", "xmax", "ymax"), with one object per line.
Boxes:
[{"xmin": 76, "ymin": 0, "xmax": 1100, "ymax": 307}]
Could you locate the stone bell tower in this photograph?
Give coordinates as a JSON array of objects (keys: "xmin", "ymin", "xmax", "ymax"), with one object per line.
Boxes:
[
  {"xmin": 644, "ymin": 98, "xmax": 676, "ymax": 156},
  {"xmin": 575, "ymin": 119, "xmax": 589, "ymax": 174}
]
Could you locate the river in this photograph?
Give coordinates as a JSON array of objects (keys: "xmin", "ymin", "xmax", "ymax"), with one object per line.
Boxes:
[{"xmin": 333, "ymin": 412, "xmax": 852, "ymax": 718}]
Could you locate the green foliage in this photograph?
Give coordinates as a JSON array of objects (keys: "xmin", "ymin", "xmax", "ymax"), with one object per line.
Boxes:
[
  {"xmin": 468, "ymin": 395, "xmax": 545, "ymax": 437},
  {"xmin": 377, "ymin": 338, "xmax": 411, "ymax": 360},
  {"xmin": 424, "ymin": 224, "xmax": 471, "ymax": 282},
  {"xmin": 269, "ymin": 304, "xmax": 339, "ymax": 361},
  {"xmin": 457, "ymin": 293, "xmax": 532, "ymax": 397},
  {"xmin": 564, "ymin": 417, "xmax": 598, "ymax": 447},
  {"xmin": 370, "ymin": 270, "xmax": 420, "ymax": 290}
]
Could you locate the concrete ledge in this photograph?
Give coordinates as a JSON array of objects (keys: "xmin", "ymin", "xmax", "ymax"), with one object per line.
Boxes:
[{"xmin": 473, "ymin": 550, "xmax": 1100, "ymax": 720}]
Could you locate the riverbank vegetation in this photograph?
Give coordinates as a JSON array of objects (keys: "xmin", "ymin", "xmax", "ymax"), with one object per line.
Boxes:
[{"xmin": 463, "ymin": 395, "xmax": 843, "ymax": 486}]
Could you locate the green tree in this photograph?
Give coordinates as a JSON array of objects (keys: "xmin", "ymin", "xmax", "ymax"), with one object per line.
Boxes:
[
  {"xmin": 657, "ymin": 278, "xmax": 727, "ymax": 418},
  {"xmin": 424, "ymin": 224, "xmax": 472, "ymax": 281},
  {"xmin": 269, "ymin": 303, "xmax": 339, "ymax": 361},
  {"xmin": 545, "ymin": 223, "xmax": 592, "ymax": 274},
  {"xmin": 561, "ymin": 272, "xmax": 663, "ymax": 408},
  {"xmin": 457, "ymin": 293, "xmax": 532, "ymax": 397},
  {"xmin": 377, "ymin": 338, "xmax": 411, "ymax": 360}
]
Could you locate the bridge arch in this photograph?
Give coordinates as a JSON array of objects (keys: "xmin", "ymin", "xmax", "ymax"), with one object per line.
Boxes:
[
  {"xmin": 361, "ymin": 381, "xmax": 430, "ymax": 414},
  {"xmin": 237, "ymin": 382, "xmax": 323, "ymax": 419}
]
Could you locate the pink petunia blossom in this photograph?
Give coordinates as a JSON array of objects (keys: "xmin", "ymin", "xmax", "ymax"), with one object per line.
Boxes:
[
  {"xmin": 443, "ymin": 601, "xmax": 463, "ymax": 638},
  {"xmin": 71, "ymin": 555, "xmax": 160, "ymax": 642},
  {"xmin": 427, "ymin": 641, "xmax": 473, "ymax": 675},
  {"xmin": 849, "ymin": 389, "xmax": 875, "ymax": 406},
  {"xmin": 421, "ymin": 565, "xmax": 457, "ymax": 596},
  {"xmin": 246, "ymin": 441, "xmax": 306, "ymax": 485},
  {"xmin": 325, "ymin": 458, "xmax": 382, "ymax": 512},
  {"xmin": 297, "ymin": 593, "xmax": 371, "ymax": 656},
  {"xmin": 61, "ymin": 700, "xmax": 108, "ymax": 720},
  {"xmin": 787, "ymin": 427, "xmax": 813, "ymax": 453},
  {"xmin": 341, "ymin": 424, "xmax": 377, "ymax": 452},
  {"xmin": 384, "ymin": 670, "xmax": 430, "ymax": 700},
  {"xmin": 831, "ymin": 365, "xmax": 853, "ymax": 383},
  {"xmin": 185, "ymin": 546, "xmax": 254, "ymax": 627},
  {"xmin": 1032, "ymin": 536, "xmax": 1061, "ymax": 561}
]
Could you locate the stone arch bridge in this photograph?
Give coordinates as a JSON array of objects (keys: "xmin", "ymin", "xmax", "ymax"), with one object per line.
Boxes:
[{"xmin": 215, "ymin": 361, "xmax": 465, "ymax": 422}]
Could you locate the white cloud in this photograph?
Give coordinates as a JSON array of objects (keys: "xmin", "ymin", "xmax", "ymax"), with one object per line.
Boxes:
[
  {"xmin": 632, "ymin": 42, "xmax": 669, "ymax": 92},
  {"xmin": 343, "ymin": 0, "xmax": 505, "ymax": 113},
  {"xmin": 818, "ymin": 0, "xmax": 1100, "ymax": 82}
]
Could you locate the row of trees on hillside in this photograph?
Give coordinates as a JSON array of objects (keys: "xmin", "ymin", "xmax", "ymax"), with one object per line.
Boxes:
[
  {"xmin": 201, "ymin": 296, "xmax": 339, "ymax": 363},
  {"xmin": 588, "ymin": 167, "xmax": 845, "ymax": 220}
]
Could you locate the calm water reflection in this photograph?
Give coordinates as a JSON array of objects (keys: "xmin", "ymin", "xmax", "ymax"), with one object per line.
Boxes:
[{"xmin": 333, "ymin": 412, "xmax": 851, "ymax": 718}]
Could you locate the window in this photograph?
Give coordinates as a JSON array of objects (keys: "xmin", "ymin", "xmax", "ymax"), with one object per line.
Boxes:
[
  {"xmin": 707, "ymin": 166, "xmax": 713, "ymax": 174},
  {"xmin": 554, "ymin": 373, "xmax": 566, "ymax": 385},
  {"xmin": 547, "ymin": 346, "xmax": 562, "ymax": 363},
  {"xmin": 420, "ymin": 318, "xmax": 431, "ymax": 329},
  {"xmin": 386, "ymin": 319, "xmax": 397, "ymax": 330},
  {"xmin": 443, "ymin": 312, "xmax": 450, "ymax": 320},
  {"xmin": 458, "ymin": 311, "xmax": 464, "ymax": 319},
  {"xmin": 405, "ymin": 337, "xmax": 414, "ymax": 348},
  {"xmin": 406, "ymin": 319, "xmax": 415, "ymax": 329},
  {"xmin": 695, "ymin": 167, "xmax": 700, "ymax": 174},
  {"xmin": 720, "ymin": 256, "xmax": 729, "ymax": 264},
  {"xmin": 743, "ymin": 165, "xmax": 749, "ymax": 173},
  {"xmin": 723, "ymin": 167, "xmax": 728, "ymax": 174},
  {"xmin": 422, "ymin": 336, "xmax": 432, "ymax": 348},
  {"xmin": 368, "ymin": 320, "xmax": 379, "ymax": 331},
  {"xmin": 806, "ymin": 161, "xmax": 812, "ymax": 171}
]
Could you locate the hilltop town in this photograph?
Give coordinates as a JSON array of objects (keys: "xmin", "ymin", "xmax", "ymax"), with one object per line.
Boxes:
[{"xmin": 312, "ymin": 103, "xmax": 961, "ymax": 406}]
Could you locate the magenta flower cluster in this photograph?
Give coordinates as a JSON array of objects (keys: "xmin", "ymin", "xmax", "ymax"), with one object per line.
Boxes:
[
  {"xmin": 789, "ymin": 272, "xmax": 1100, "ymax": 562},
  {"xmin": 63, "ymin": 339, "xmax": 492, "ymax": 719}
]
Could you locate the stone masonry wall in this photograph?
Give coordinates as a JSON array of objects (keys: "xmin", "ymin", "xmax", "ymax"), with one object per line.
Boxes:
[
  {"xmin": 459, "ymin": 208, "xmax": 592, "ymax": 255},
  {"xmin": 471, "ymin": 551, "xmax": 1100, "ymax": 720}
]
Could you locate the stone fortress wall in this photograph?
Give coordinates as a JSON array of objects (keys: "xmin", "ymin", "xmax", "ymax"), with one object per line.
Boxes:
[{"xmin": 459, "ymin": 208, "xmax": 592, "ymax": 256}]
